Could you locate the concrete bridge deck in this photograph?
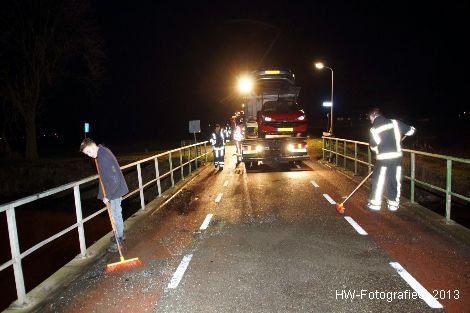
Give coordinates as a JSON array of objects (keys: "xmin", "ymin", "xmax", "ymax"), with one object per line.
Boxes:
[{"xmin": 5, "ymin": 146, "xmax": 470, "ymax": 313}]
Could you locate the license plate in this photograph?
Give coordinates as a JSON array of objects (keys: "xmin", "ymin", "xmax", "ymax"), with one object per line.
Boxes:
[{"xmin": 278, "ymin": 128, "xmax": 293, "ymax": 132}]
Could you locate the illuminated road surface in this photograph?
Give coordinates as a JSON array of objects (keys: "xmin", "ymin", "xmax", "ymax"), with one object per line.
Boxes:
[{"xmin": 41, "ymin": 146, "xmax": 469, "ymax": 313}]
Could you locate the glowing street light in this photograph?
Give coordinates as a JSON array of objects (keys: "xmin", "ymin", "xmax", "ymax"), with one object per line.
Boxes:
[
  {"xmin": 238, "ymin": 77, "xmax": 253, "ymax": 94},
  {"xmin": 315, "ymin": 62, "xmax": 334, "ymax": 134}
]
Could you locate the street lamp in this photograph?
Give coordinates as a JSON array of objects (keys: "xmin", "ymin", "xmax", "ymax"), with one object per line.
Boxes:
[
  {"xmin": 315, "ymin": 62, "xmax": 334, "ymax": 134},
  {"xmin": 238, "ymin": 76, "xmax": 253, "ymax": 94},
  {"xmin": 238, "ymin": 75, "xmax": 253, "ymax": 112}
]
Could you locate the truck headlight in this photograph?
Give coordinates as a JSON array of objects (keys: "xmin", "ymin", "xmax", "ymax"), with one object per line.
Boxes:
[
  {"xmin": 287, "ymin": 144, "xmax": 294, "ymax": 151},
  {"xmin": 297, "ymin": 115, "xmax": 305, "ymax": 121},
  {"xmin": 256, "ymin": 145, "xmax": 264, "ymax": 152}
]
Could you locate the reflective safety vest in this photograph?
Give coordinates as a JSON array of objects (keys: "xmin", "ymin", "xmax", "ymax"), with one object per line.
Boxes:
[
  {"xmin": 210, "ymin": 131, "xmax": 225, "ymax": 148},
  {"xmin": 233, "ymin": 126, "xmax": 243, "ymax": 141},
  {"xmin": 369, "ymin": 116, "xmax": 415, "ymax": 160}
]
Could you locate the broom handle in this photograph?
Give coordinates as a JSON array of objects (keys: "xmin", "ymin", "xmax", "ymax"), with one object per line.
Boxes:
[
  {"xmin": 342, "ymin": 171, "xmax": 374, "ymax": 204},
  {"xmin": 341, "ymin": 136, "xmax": 407, "ymax": 205},
  {"xmin": 95, "ymin": 159, "xmax": 124, "ymax": 259}
]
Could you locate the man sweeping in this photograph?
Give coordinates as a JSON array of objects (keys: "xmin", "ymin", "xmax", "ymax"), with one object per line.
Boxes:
[
  {"xmin": 367, "ymin": 108, "xmax": 416, "ymax": 212},
  {"xmin": 80, "ymin": 138, "xmax": 129, "ymax": 251}
]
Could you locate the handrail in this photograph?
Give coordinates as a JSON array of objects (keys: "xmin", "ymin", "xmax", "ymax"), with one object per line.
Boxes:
[
  {"xmin": 322, "ymin": 136, "xmax": 470, "ymax": 224},
  {"xmin": 0, "ymin": 141, "xmax": 208, "ymax": 306}
]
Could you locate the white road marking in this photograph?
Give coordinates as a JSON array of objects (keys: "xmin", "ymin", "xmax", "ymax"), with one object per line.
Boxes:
[
  {"xmin": 322, "ymin": 194, "xmax": 336, "ymax": 204},
  {"xmin": 310, "ymin": 180, "xmax": 319, "ymax": 188},
  {"xmin": 296, "ymin": 164, "xmax": 301, "ymax": 168},
  {"xmin": 223, "ymin": 180, "xmax": 229, "ymax": 187},
  {"xmin": 199, "ymin": 214, "xmax": 213, "ymax": 230},
  {"xmin": 344, "ymin": 216, "xmax": 368, "ymax": 235},
  {"xmin": 389, "ymin": 262, "xmax": 443, "ymax": 309},
  {"xmin": 215, "ymin": 193, "xmax": 223, "ymax": 203},
  {"xmin": 167, "ymin": 254, "xmax": 193, "ymax": 289}
]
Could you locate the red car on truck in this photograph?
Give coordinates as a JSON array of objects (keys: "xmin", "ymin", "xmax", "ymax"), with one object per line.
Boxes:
[{"xmin": 258, "ymin": 99, "xmax": 307, "ymax": 138}]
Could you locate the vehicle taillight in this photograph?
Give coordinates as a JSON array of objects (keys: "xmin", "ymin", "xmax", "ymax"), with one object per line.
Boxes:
[{"xmin": 287, "ymin": 143, "xmax": 307, "ymax": 152}]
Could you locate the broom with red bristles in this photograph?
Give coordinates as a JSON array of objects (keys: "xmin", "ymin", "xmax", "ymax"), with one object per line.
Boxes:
[
  {"xmin": 95, "ymin": 159, "xmax": 142, "ymax": 272},
  {"xmin": 335, "ymin": 171, "xmax": 374, "ymax": 214}
]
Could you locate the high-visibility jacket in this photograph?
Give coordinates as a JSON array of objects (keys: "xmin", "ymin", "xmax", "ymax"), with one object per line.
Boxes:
[
  {"xmin": 369, "ymin": 116, "xmax": 415, "ymax": 160},
  {"xmin": 233, "ymin": 126, "xmax": 243, "ymax": 141},
  {"xmin": 210, "ymin": 131, "xmax": 225, "ymax": 148}
]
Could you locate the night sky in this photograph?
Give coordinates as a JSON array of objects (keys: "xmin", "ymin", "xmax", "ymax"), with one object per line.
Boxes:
[{"xmin": 41, "ymin": 1, "xmax": 469, "ymax": 145}]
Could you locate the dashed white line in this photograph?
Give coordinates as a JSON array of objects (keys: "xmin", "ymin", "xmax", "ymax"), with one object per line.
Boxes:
[
  {"xmin": 215, "ymin": 193, "xmax": 223, "ymax": 203},
  {"xmin": 344, "ymin": 216, "xmax": 368, "ymax": 235},
  {"xmin": 310, "ymin": 180, "xmax": 319, "ymax": 188},
  {"xmin": 167, "ymin": 254, "xmax": 193, "ymax": 289},
  {"xmin": 199, "ymin": 214, "xmax": 213, "ymax": 230},
  {"xmin": 389, "ymin": 262, "xmax": 443, "ymax": 309},
  {"xmin": 322, "ymin": 194, "xmax": 336, "ymax": 204},
  {"xmin": 223, "ymin": 180, "xmax": 229, "ymax": 187}
]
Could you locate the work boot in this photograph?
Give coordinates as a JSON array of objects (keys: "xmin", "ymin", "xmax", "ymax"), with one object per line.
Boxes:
[
  {"xmin": 388, "ymin": 204, "xmax": 399, "ymax": 212},
  {"xmin": 107, "ymin": 242, "xmax": 118, "ymax": 252},
  {"xmin": 110, "ymin": 235, "xmax": 126, "ymax": 243},
  {"xmin": 108, "ymin": 237, "xmax": 124, "ymax": 252},
  {"xmin": 219, "ymin": 167, "xmax": 224, "ymax": 171},
  {"xmin": 365, "ymin": 203, "xmax": 381, "ymax": 211}
]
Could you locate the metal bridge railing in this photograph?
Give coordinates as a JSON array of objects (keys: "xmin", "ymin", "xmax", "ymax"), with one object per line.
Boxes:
[
  {"xmin": 0, "ymin": 141, "xmax": 208, "ymax": 307},
  {"xmin": 322, "ymin": 136, "xmax": 470, "ymax": 224}
]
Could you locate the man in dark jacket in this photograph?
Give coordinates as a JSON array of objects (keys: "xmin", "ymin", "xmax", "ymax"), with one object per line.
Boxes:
[
  {"xmin": 80, "ymin": 138, "xmax": 129, "ymax": 248},
  {"xmin": 367, "ymin": 108, "xmax": 415, "ymax": 211}
]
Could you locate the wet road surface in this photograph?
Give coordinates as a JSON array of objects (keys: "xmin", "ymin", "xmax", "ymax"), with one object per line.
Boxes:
[{"xmin": 39, "ymin": 146, "xmax": 469, "ymax": 313}]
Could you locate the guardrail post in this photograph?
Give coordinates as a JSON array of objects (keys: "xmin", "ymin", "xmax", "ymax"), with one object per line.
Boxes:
[
  {"xmin": 137, "ymin": 163, "xmax": 145, "ymax": 210},
  {"xmin": 335, "ymin": 139, "xmax": 338, "ymax": 166},
  {"xmin": 169, "ymin": 152, "xmax": 175, "ymax": 187},
  {"xmin": 73, "ymin": 186, "xmax": 87, "ymax": 258},
  {"xmin": 154, "ymin": 157, "xmax": 162, "ymax": 197},
  {"xmin": 445, "ymin": 159, "xmax": 452, "ymax": 223},
  {"xmin": 195, "ymin": 145, "xmax": 198, "ymax": 169},
  {"xmin": 354, "ymin": 142, "xmax": 358, "ymax": 175},
  {"xmin": 367, "ymin": 147, "xmax": 372, "ymax": 174},
  {"xmin": 188, "ymin": 148, "xmax": 192, "ymax": 175},
  {"xmin": 410, "ymin": 152, "xmax": 415, "ymax": 203},
  {"xmin": 343, "ymin": 141, "xmax": 347, "ymax": 168},
  {"xmin": 180, "ymin": 149, "xmax": 184, "ymax": 180},
  {"xmin": 322, "ymin": 137, "xmax": 325, "ymax": 160},
  {"xmin": 6, "ymin": 205, "xmax": 27, "ymax": 305}
]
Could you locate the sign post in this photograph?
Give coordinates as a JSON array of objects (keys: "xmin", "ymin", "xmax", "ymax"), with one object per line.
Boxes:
[{"xmin": 188, "ymin": 120, "xmax": 201, "ymax": 167}]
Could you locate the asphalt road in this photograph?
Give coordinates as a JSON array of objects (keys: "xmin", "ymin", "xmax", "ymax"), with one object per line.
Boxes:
[{"xmin": 40, "ymin": 145, "xmax": 469, "ymax": 313}]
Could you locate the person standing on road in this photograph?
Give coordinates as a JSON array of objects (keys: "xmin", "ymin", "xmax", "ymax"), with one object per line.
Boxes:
[
  {"xmin": 210, "ymin": 124, "xmax": 225, "ymax": 170},
  {"xmin": 233, "ymin": 121, "xmax": 244, "ymax": 165},
  {"xmin": 79, "ymin": 138, "xmax": 129, "ymax": 250},
  {"xmin": 367, "ymin": 108, "xmax": 416, "ymax": 212}
]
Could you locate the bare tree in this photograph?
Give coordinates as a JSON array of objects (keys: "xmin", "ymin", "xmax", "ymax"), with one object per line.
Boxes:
[{"xmin": 0, "ymin": 0, "xmax": 104, "ymax": 160}]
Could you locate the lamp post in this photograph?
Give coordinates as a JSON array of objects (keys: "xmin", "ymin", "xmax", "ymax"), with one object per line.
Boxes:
[
  {"xmin": 315, "ymin": 62, "xmax": 334, "ymax": 134},
  {"xmin": 238, "ymin": 75, "xmax": 253, "ymax": 113}
]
